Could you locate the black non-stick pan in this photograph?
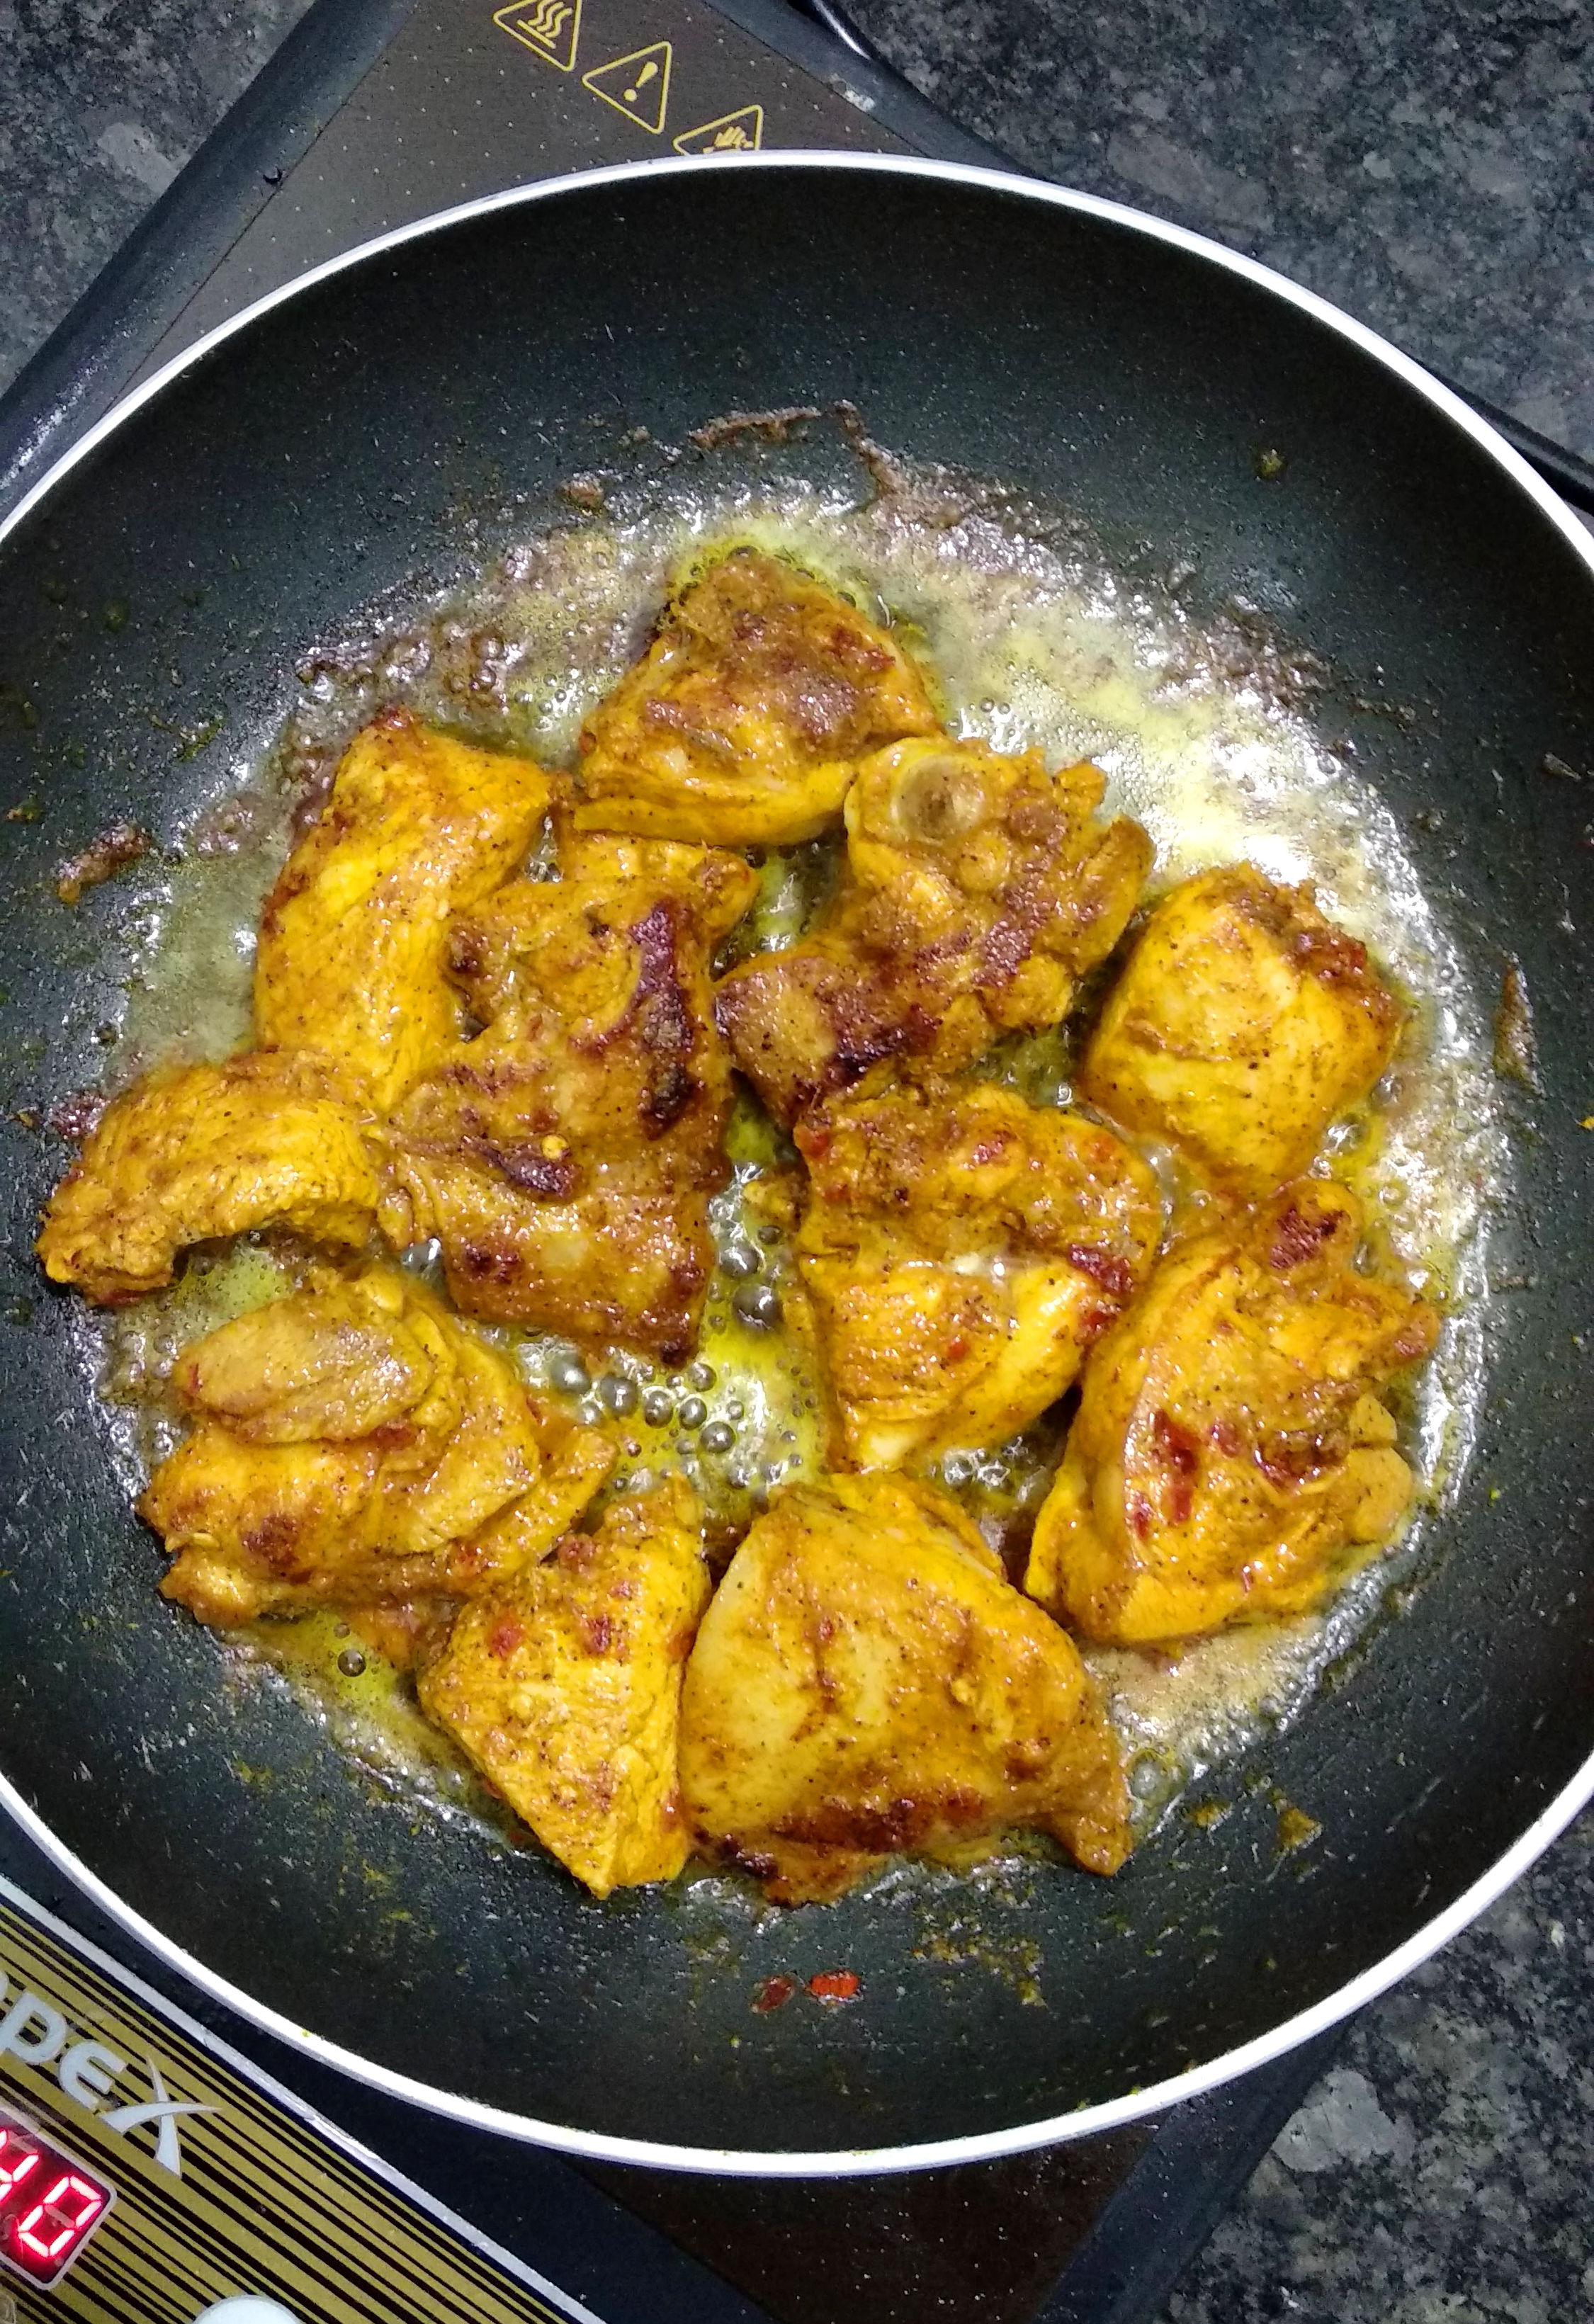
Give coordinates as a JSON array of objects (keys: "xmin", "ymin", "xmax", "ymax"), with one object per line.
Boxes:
[{"xmin": 0, "ymin": 157, "xmax": 1590, "ymax": 2172}]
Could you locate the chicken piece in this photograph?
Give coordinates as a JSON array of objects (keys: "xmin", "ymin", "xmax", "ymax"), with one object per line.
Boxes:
[
  {"xmin": 254, "ymin": 710, "xmax": 550, "ymax": 1112},
  {"xmin": 794, "ymin": 1081, "xmax": 1161, "ymax": 1468},
  {"xmin": 142, "ymin": 1266, "xmax": 612, "ymax": 1623},
  {"xmin": 716, "ymin": 738, "xmax": 1152, "ymax": 1125},
  {"xmin": 382, "ymin": 833, "xmax": 756, "ymax": 1359},
  {"xmin": 1078, "ymin": 865, "xmax": 1401, "ymax": 1198},
  {"xmin": 37, "ymin": 1050, "xmax": 380, "ymax": 1305},
  {"xmin": 419, "ymin": 1478, "xmax": 709, "ymax": 1898},
  {"xmin": 679, "ymin": 1473, "xmax": 1130, "ymax": 1903},
  {"xmin": 572, "ymin": 548, "xmax": 940, "ymax": 846},
  {"xmin": 1024, "ymin": 1179, "xmax": 1439, "ymax": 1645}
]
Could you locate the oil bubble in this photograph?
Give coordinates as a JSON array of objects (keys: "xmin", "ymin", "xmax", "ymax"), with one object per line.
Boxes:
[
  {"xmin": 733, "ymin": 1281, "xmax": 781, "ymax": 1328},
  {"xmin": 548, "ymin": 1351, "xmax": 592, "ymax": 1398}
]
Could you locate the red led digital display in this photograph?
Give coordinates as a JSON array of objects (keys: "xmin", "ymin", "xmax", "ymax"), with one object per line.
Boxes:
[{"xmin": 0, "ymin": 2109, "xmax": 113, "ymax": 2287}]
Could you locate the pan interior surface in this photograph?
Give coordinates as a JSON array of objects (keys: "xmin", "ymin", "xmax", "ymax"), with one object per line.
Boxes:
[{"xmin": 0, "ymin": 160, "xmax": 1589, "ymax": 2166}]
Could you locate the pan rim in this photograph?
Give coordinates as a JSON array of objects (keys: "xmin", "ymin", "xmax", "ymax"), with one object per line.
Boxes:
[{"xmin": 1, "ymin": 149, "xmax": 1591, "ymax": 2175}]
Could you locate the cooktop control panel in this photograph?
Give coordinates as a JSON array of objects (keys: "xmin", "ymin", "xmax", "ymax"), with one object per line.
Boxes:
[{"xmin": 0, "ymin": 1881, "xmax": 587, "ymax": 2324}]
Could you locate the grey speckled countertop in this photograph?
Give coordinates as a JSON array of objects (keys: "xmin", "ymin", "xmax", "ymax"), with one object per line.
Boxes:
[{"xmin": 1, "ymin": 4, "xmax": 1591, "ymax": 2320}]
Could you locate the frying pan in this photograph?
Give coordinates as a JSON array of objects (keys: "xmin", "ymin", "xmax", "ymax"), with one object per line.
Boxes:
[{"xmin": 0, "ymin": 155, "xmax": 1590, "ymax": 2174}]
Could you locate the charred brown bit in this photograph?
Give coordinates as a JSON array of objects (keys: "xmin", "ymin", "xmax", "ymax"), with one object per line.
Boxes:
[
  {"xmin": 56, "ymin": 821, "xmax": 150, "ymax": 905},
  {"xmin": 687, "ymin": 408, "xmax": 824, "ymax": 451},
  {"xmin": 45, "ymin": 1086, "xmax": 106, "ymax": 1145},
  {"xmin": 1492, "ymin": 956, "xmax": 1538, "ymax": 1089}
]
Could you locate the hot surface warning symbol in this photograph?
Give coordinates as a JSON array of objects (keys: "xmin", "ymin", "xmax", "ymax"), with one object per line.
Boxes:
[
  {"xmin": 492, "ymin": 0, "xmax": 582, "ymax": 72},
  {"xmin": 672, "ymin": 105, "xmax": 764, "ymax": 154},
  {"xmin": 580, "ymin": 41, "xmax": 672, "ymax": 134}
]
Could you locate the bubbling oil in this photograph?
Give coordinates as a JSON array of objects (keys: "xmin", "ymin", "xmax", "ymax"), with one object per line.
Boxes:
[{"xmin": 93, "ymin": 446, "xmax": 1506, "ymax": 1853}]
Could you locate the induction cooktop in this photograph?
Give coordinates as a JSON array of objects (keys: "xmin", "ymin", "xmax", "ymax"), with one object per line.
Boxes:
[{"xmin": 0, "ymin": 2, "xmax": 1564, "ymax": 2318}]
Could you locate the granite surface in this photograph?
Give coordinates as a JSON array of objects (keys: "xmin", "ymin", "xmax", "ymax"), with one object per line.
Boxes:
[
  {"xmin": 0, "ymin": 4, "xmax": 1591, "ymax": 2320},
  {"xmin": 851, "ymin": 0, "xmax": 1594, "ymax": 463}
]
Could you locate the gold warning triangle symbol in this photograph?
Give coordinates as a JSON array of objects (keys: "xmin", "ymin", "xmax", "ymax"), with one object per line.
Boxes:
[
  {"xmin": 672, "ymin": 104, "xmax": 764, "ymax": 155},
  {"xmin": 493, "ymin": 0, "xmax": 582, "ymax": 72},
  {"xmin": 580, "ymin": 40, "xmax": 672, "ymax": 135}
]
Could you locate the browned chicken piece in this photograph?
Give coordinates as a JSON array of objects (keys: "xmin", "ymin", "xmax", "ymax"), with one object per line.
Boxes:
[
  {"xmin": 679, "ymin": 1472, "xmax": 1131, "ymax": 1903},
  {"xmin": 572, "ymin": 548, "xmax": 941, "ymax": 846},
  {"xmin": 254, "ymin": 710, "xmax": 550, "ymax": 1113},
  {"xmin": 793, "ymin": 1080, "xmax": 1162, "ymax": 1468},
  {"xmin": 382, "ymin": 832, "xmax": 756, "ymax": 1360},
  {"xmin": 419, "ymin": 1478, "xmax": 710, "ymax": 1898},
  {"xmin": 716, "ymin": 738, "xmax": 1153, "ymax": 1126},
  {"xmin": 36, "ymin": 1050, "xmax": 380, "ymax": 1305},
  {"xmin": 142, "ymin": 1265, "xmax": 612, "ymax": 1623},
  {"xmin": 1078, "ymin": 865, "xmax": 1401, "ymax": 1198},
  {"xmin": 1024, "ymin": 1179, "xmax": 1439, "ymax": 1646}
]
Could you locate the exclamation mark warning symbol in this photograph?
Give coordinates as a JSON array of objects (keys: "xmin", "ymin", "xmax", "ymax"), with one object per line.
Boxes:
[{"xmin": 581, "ymin": 41, "xmax": 672, "ymax": 134}]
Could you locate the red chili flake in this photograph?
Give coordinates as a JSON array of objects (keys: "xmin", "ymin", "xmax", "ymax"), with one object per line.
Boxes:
[
  {"xmin": 487, "ymin": 1618, "xmax": 524, "ymax": 1661},
  {"xmin": 752, "ymin": 1976, "xmax": 796, "ymax": 2014},
  {"xmin": 807, "ymin": 1971, "xmax": 860, "ymax": 2002},
  {"xmin": 1151, "ymin": 1408, "xmax": 1201, "ymax": 1525},
  {"xmin": 1268, "ymin": 1198, "xmax": 1338, "ymax": 1273},
  {"xmin": 1064, "ymin": 1244, "xmax": 1136, "ymax": 1303},
  {"xmin": 579, "ymin": 1613, "xmax": 615, "ymax": 1657},
  {"xmin": 942, "ymin": 1335, "xmax": 969, "ymax": 1365}
]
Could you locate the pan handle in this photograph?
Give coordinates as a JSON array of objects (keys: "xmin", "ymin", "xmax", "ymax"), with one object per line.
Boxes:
[
  {"xmin": 784, "ymin": 0, "xmax": 885, "ymax": 64},
  {"xmin": 1428, "ymin": 378, "xmax": 1594, "ymax": 524}
]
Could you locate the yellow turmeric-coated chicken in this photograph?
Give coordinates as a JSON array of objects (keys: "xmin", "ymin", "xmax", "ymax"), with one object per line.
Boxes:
[
  {"xmin": 793, "ymin": 1080, "xmax": 1162, "ymax": 1468},
  {"xmin": 1024, "ymin": 1179, "xmax": 1439, "ymax": 1646},
  {"xmin": 383, "ymin": 832, "xmax": 756, "ymax": 1359},
  {"xmin": 572, "ymin": 548, "xmax": 941, "ymax": 847},
  {"xmin": 36, "ymin": 1050, "xmax": 380, "ymax": 1304},
  {"xmin": 679, "ymin": 1472, "xmax": 1131, "ymax": 1903},
  {"xmin": 716, "ymin": 737, "xmax": 1153, "ymax": 1126},
  {"xmin": 1078, "ymin": 864, "xmax": 1401, "ymax": 1198},
  {"xmin": 419, "ymin": 1477, "xmax": 709, "ymax": 1898},
  {"xmin": 142, "ymin": 1265, "xmax": 612, "ymax": 1623},
  {"xmin": 254, "ymin": 710, "xmax": 550, "ymax": 1112}
]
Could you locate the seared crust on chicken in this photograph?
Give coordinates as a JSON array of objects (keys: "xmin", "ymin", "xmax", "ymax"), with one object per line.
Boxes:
[
  {"xmin": 1024, "ymin": 1180, "xmax": 1438, "ymax": 1645},
  {"xmin": 381, "ymin": 833, "xmax": 756, "ymax": 1359},
  {"xmin": 142, "ymin": 1266, "xmax": 612, "ymax": 1623},
  {"xmin": 419, "ymin": 1478, "xmax": 709, "ymax": 1898},
  {"xmin": 573, "ymin": 548, "xmax": 939, "ymax": 847},
  {"xmin": 1078, "ymin": 865, "xmax": 1401, "ymax": 1198},
  {"xmin": 793, "ymin": 1080, "xmax": 1162, "ymax": 1468},
  {"xmin": 37, "ymin": 1050, "xmax": 380, "ymax": 1304},
  {"xmin": 679, "ymin": 1472, "xmax": 1131, "ymax": 1903},
  {"xmin": 254, "ymin": 710, "xmax": 550, "ymax": 1112},
  {"xmin": 716, "ymin": 738, "xmax": 1152, "ymax": 1126}
]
